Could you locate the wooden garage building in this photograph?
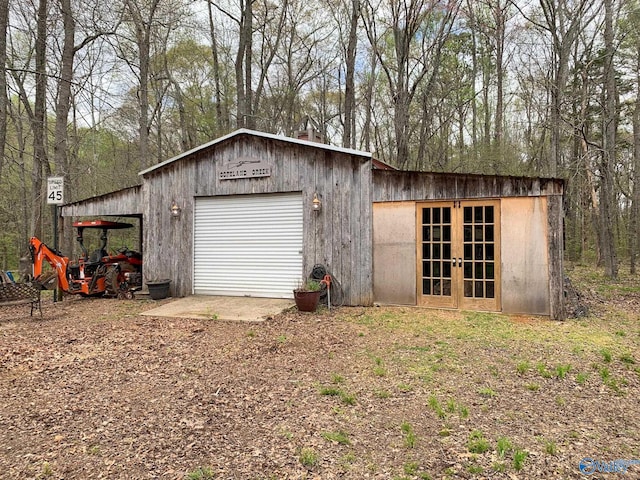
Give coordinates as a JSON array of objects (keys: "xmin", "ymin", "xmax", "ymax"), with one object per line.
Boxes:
[{"xmin": 61, "ymin": 129, "xmax": 565, "ymax": 319}]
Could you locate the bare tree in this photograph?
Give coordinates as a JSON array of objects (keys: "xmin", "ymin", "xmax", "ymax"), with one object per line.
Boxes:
[
  {"xmin": 362, "ymin": 0, "xmax": 460, "ymax": 167},
  {"xmin": 514, "ymin": 0, "xmax": 599, "ymax": 176},
  {"xmin": 207, "ymin": 0, "xmax": 230, "ymax": 134},
  {"xmin": 0, "ymin": 0, "xmax": 7, "ymax": 179},
  {"xmin": 599, "ymin": 0, "xmax": 618, "ymax": 278}
]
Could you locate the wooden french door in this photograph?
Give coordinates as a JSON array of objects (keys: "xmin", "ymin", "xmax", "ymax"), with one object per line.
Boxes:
[{"xmin": 417, "ymin": 200, "xmax": 501, "ymax": 311}]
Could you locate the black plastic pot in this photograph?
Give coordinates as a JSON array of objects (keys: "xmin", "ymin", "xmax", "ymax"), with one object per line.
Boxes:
[{"xmin": 146, "ymin": 279, "xmax": 171, "ymax": 300}]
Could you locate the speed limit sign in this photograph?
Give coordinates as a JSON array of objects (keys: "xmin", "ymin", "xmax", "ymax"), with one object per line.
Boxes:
[{"xmin": 47, "ymin": 176, "xmax": 64, "ymax": 204}]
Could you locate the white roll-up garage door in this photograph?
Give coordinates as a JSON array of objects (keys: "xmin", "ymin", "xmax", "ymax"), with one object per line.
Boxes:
[{"xmin": 193, "ymin": 193, "xmax": 303, "ymax": 298}]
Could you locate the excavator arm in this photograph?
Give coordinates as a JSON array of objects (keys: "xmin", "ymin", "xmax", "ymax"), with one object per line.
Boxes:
[{"xmin": 29, "ymin": 237, "xmax": 71, "ymax": 292}]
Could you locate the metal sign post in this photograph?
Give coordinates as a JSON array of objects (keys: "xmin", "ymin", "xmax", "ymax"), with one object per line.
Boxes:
[{"xmin": 47, "ymin": 177, "xmax": 64, "ymax": 302}]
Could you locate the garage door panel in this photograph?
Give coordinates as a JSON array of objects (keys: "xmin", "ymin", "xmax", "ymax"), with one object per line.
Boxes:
[{"xmin": 194, "ymin": 193, "xmax": 303, "ymax": 298}]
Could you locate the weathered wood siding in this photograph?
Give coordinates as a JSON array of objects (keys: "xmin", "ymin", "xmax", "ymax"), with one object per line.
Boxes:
[
  {"xmin": 142, "ymin": 134, "xmax": 373, "ymax": 305},
  {"xmin": 59, "ymin": 186, "xmax": 143, "ymax": 260},
  {"xmin": 61, "ymin": 186, "xmax": 142, "ymax": 217},
  {"xmin": 372, "ymin": 170, "xmax": 565, "ymax": 319},
  {"xmin": 373, "ymin": 170, "xmax": 563, "ymax": 201}
]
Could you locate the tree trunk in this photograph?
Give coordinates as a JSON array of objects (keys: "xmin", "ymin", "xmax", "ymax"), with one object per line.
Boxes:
[
  {"xmin": 600, "ymin": 0, "xmax": 618, "ymax": 279},
  {"xmin": 0, "ymin": 0, "xmax": 8, "ymax": 179},
  {"xmin": 207, "ymin": 1, "xmax": 228, "ymax": 134},
  {"xmin": 631, "ymin": 46, "xmax": 640, "ymax": 274},
  {"xmin": 31, "ymin": 0, "xmax": 49, "ymax": 240},
  {"xmin": 54, "ymin": 0, "xmax": 75, "ymax": 182},
  {"xmin": 343, "ymin": 0, "xmax": 359, "ymax": 149}
]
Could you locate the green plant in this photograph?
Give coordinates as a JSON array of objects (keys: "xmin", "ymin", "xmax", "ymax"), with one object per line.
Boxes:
[
  {"xmin": 458, "ymin": 404, "xmax": 469, "ymax": 418},
  {"xmin": 319, "ymin": 386, "xmax": 341, "ymax": 396},
  {"xmin": 375, "ymin": 389, "xmax": 391, "ymax": 398},
  {"xmin": 299, "ymin": 447, "xmax": 319, "ymax": 467},
  {"xmin": 185, "ymin": 466, "xmax": 215, "ymax": 480},
  {"xmin": 620, "ymin": 353, "xmax": 635, "ymax": 364},
  {"xmin": 401, "ymin": 421, "xmax": 417, "ymax": 448},
  {"xmin": 513, "ymin": 449, "xmax": 528, "ymax": 471},
  {"xmin": 536, "ymin": 363, "xmax": 552, "ymax": 378},
  {"xmin": 544, "ymin": 440, "xmax": 557, "ymax": 455},
  {"xmin": 339, "ymin": 391, "xmax": 357, "ymax": 405},
  {"xmin": 496, "ymin": 436, "xmax": 512, "ymax": 458},
  {"xmin": 492, "ymin": 462, "xmax": 506, "ymax": 473},
  {"xmin": 297, "ymin": 279, "xmax": 321, "ymax": 292},
  {"xmin": 322, "ymin": 430, "xmax": 350, "ymax": 445},
  {"xmin": 468, "ymin": 430, "xmax": 490, "ymax": 454},
  {"xmin": 41, "ymin": 462, "xmax": 53, "ymax": 477},
  {"xmin": 276, "ymin": 334, "xmax": 287, "ymax": 343},
  {"xmin": 478, "ymin": 387, "xmax": 496, "ymax": 398},
  {"xmin": 87, "ymin": 445, "xmax": 100, "ymax": 455},
  {"xmin": 575, "ymin": 372, "xmax": 588, "ymax": 385},
  {"xmin": 516, "ymin": 361, "xmax": 530, "ymax": 375},
  {"xmin": 404, "ymin": 461, "xmax": 419, "ymax": 475},
  {"xmin": 555, "ymin": 364, "xmax": 571, "ymax": 379},
  {"xmin": 373, "ymin": 365, "xmax": 387, "ymax": 377},
  {"xmin": 340, "ymin": 452, "xmax": 356, "ymax": 466},
  {"xmin": 428, "ymin": 395, "xmax": 446, "ymax": 418},
  {"xmin": 601, "ymin": 348, "xmax": 612, "ymax": 363},
  {"xmin": 526, "ymin": 383, "xmax": 540, "ymax": 391},
  {"xmin": 467, "ymin": 464, "xmax": 483, "ymax": 474},
  {"xmin": 331, "ymin": 373, "xmax": 345, "ymax": 384}
]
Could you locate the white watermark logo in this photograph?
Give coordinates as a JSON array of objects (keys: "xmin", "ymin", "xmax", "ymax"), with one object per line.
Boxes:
[{"xmin": 579, "ymin": 458, "xmax": 640, "ymax": 475}]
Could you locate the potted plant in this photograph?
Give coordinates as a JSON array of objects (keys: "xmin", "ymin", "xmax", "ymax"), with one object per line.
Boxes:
[{"xmin": 293, "ymin": 279, "xmax": 322, "ymax": 312}]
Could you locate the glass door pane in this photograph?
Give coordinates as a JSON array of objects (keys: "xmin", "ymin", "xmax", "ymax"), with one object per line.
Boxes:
[{"xmin": 417, "ymin": 203, "xmax": 456, "ymax": 308}]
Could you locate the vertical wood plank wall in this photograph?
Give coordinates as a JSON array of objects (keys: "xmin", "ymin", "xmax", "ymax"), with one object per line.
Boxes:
[{"xmin": 142, "ymin": 135, "xmax": 373, "ymax": 305}]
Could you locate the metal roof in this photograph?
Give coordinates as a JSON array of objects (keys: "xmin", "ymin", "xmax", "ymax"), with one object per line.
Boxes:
[{"xmin": 138, "ymin": 128, "xmax": 377, "ymax": 176}]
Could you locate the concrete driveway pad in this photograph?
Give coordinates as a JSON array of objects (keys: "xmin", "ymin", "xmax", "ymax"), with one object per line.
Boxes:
[{"xmin": 141, "ymin": 295, "xmax": 294, "ymax": 322}]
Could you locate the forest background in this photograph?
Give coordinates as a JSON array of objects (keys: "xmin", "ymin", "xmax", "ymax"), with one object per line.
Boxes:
[{"xmin": 0, "ymin": 0, "xmax": 638, "ymax": 280}]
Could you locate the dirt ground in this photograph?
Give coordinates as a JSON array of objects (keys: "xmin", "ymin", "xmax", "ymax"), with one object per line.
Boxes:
[{"xmin": 1, "ymin": 267, "xmax": 639, "ymax": 479}]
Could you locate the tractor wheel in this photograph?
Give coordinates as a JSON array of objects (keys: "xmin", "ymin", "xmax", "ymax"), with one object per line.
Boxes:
[{"xmin": 104, "ymin": 266, "xmax": 119, "ymax": 296}]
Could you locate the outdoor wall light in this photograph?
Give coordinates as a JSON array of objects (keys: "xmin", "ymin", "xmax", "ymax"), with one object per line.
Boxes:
[
  {"xmin": 170, "ymin": 201, "xmax": 181, "ymax": 217},
  {"xmin": 312, "ymin": 193, "xmax": 322, "ymax": 212}
]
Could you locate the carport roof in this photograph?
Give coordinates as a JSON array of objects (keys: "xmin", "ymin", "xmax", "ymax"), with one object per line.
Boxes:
[{"xmin": 138, "ymin": 128, "xmax": 376, "ymax": 176}]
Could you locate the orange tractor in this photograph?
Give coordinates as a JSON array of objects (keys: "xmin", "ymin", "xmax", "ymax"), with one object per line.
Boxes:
[{"xmin": 29, "ymin": 220, "xmax": 143, "ymax": 298}]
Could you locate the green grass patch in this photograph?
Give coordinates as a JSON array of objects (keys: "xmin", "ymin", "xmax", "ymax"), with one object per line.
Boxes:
[
  {"xmin": 401, "ymin": 421, "xmax": 417, "ymax": 448},
  {"xmin": 555, "ymin": 364, "xmax": 572, "ymax": 379},
  {"xmin": 185, "ymin": 467, "xmax": 215, "ymax": 480},
  {"xmin": 516, "ymin": 361, "xmax": 530, "ymax": 375},
  {"xmin": 496, "ymin": 436, "xmax": 512, "ymax": 458},
  {"xmin": 321, "ymin": 430, "xmax": 350, "ymax": 445},
  {"xmin": 299, "ymin": 447, "xmax": 319, "ymax": 467},
  {"xmin": 478, "ymin": 387, "xmax": 497, "ymax": 398},
  {"xmin": 319, "ymin": 386, "xmax": 341, "ymax": 396},
  {"xmin": 468, "ymin": 430, "xmax": 490, "ymax": 454},
  {"xmin": 513, "ymin": 449, "xmax": 528, "ymax": 471}
]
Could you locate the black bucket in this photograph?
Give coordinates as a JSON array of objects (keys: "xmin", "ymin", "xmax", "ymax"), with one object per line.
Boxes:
[{"xmin": 146, "ymin": 279, "xmax": 171, "ymax": 300}]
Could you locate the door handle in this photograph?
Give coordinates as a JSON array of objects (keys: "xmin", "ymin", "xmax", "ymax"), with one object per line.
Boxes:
[{"xmin": 458, "ymin": 258, "xmax": 462, "ymax": 267}]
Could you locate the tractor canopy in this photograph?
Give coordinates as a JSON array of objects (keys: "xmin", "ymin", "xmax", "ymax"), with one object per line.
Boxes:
[{"xmin": 72, "ymin": 220, "xmax": 133, "ymax": 230}]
